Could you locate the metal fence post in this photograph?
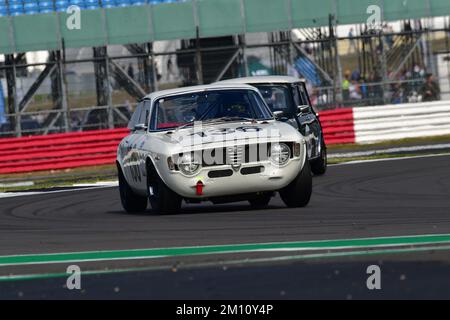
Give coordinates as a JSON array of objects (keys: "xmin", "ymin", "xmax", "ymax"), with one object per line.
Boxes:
[
  {"xmin": 105, "ymin": 53, "xmax": 114, "ymax": 129},
  {"xmin": 60, "ymin": 42, "xmax": 70, "ymax": 133}
]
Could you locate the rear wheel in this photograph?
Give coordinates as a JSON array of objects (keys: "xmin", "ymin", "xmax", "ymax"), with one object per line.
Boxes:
[
  {"xmin": 147, "ymin": 163, "xmax": 182, "ymax": 214},
  {"xmin": 311, "ymin": 141, "xmax": 327, "ymax": 176},
  {"xmin": 118, "ymin": 165, "xmax": 148, "ymax": 213},
  {"xmin": 249, "ymin": 194, "xmax": 272, "ymax": 209},
  {"xmin": 280, "ymin": 160, "xmax": 312, "ymax": 208}
]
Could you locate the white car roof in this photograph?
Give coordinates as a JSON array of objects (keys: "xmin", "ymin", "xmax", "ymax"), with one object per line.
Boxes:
[
  {"xmin": 142, "ymin": 83, "xmax": 260, "ymax": 100},
  {"xmin": 217, "ymin": 76, "xmax": 306, "ymax": 85}
]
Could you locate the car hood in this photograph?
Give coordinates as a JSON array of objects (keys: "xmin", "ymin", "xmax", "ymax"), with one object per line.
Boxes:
[{"xmin": 155, "ymin": 120, "xmax": 302, "ymax": 150}]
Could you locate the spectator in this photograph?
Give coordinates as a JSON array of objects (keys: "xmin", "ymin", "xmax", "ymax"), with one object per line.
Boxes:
[
  {"xmin": 391, "ymin": 83, "xmax": 405, "ymax": 104},
  {"xmin": 410, "ymin": 64, "xmax": 421, "ymax": 92},
  {"xmin": 384, "ymin": 24, "xmax": 394, "ymax": 49},
  {"xmin": 404, "ymin": 20, "xmax": 412, "ymax": 32},
  {"xmin": 311, "ymin": 65, "xmax": 435, "ymax": 107},
  {"xmin": 0, "ymin": 83, "xmax": 5, "ymax": 125},
  {"xmin": 166, "ymin": 58, "xmax": 177, "ymax": 82},
  {"xmin": 310, "ymin": 87, "xmax": 318, "ymax": 106},
  {"xmin": 351, "ymin": 70, "xmax": 360, "ymax": 81},
  {"xmin": 371, "ymin": 71, "xmax": 384, "ymax": 105},
  {"xmin": 347, "ymin": 28, "xmax": 357, "ymax": 54},
  {"xmin": 342, "ymin": 71, "xmax": 351, "ymax": 102},
  {"xmin": 420, "ymin": 73, "xmax": 440, "ymax": 102},
  {"xmin": 349, "ymin": 79, "xmax": 362, "ymax": 100},
  {"xmin": 359, "ymin": 77, "xmax": 368, "ymax": 101},
  {"xmin": 127, "ymin": 63, "xmax": 135, "ymax": 80}
]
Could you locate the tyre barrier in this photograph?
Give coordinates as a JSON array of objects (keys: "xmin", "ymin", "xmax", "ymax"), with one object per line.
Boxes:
[
  {"xmin": 319, "ymin": 107, "xmax": 355, "ymax": 145},
  {"xmin": 319, "ymin": 100, "xmax": 450, "ymax": 145},
  {"xmin": 0, "ymin": 128, "xmax": 128, "ymax": 174}
]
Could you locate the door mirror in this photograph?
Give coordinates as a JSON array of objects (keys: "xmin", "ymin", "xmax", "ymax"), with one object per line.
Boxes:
[
  {"xmin": 273, "ymin": 111, "xmax": 284, "ymax": 120},
  {"xmin": 134, "ymin": 123, "xmax": 148, "ymax": 131},
  {"xmin": 273, "ymin": 111, "xmax": 289, "ymax": 122},
  {"xmin": 297, "ymin": 105, "xmax": 311, "ymax": 115}
]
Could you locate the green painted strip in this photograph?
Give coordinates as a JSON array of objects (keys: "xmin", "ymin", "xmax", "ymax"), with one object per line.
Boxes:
[
  {"xmin": 3, "ymin": 243, "xmax": 450, "ymax": 283},
  {"xmin": 1, "ymin": 233, "xmax": 450, "ymax": 267}
]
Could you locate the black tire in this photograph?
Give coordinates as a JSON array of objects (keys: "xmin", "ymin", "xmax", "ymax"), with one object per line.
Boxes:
[
  {"xmin": 280, "ymin": 160, "xmax": 312, "ymax": 208},
  {"xmin": 147, "ymin": 163, "xmax": 182, "ymax": 214},
  {"xmin": 118, "ymin": 165, "xmax": 148, "ymax": 213},
  {"xmin": 311, "ymin": 142, "xmax": 327, "ymax": 176},
  {"xmin": 249, "ymin": 194, "xmax": 272, "ymax": 209}
]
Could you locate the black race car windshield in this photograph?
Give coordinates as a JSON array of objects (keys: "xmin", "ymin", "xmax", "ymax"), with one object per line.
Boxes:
[
  {"xmin": 151, "ymin": 89, "xmax": 273, "ymax": 131},
  {"xmin": 254, "ymin": 84, "xmax": 295, "ymax": 114}
]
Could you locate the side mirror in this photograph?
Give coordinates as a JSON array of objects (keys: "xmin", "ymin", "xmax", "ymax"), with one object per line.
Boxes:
[
  {"xmin": 134, "ymin": 123, "xmax": 148, "ymax": 131},
  {"xmin": 297, "ymin": 105, "xmax": 311, "ymax": 115},
  {"xmin": 273, "ymin": 111, "xmax": 284, "ymax": 120},
  {"xmin": 273, "ymin": 111, "xmax": 289, "ymax": 122}
]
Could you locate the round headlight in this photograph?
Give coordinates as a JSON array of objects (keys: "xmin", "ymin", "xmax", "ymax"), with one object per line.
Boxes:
[
  {"xmin": 178, "ymin": 153, "xmax": 201, "ymax": 175},
  {"xmin": 270, "ymin": 143, "xmax": 290, "ymax": 166}
]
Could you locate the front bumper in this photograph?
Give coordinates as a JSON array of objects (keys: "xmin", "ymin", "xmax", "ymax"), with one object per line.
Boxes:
[{"xmin": 161, "ymin": 157, "xmax": 304, "ymax": 199}]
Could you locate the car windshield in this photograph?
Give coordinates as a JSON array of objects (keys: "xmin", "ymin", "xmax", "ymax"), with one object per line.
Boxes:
[
  {"xmin": 254, "ymin": 84, "xmax": 294, "ymax": 114},
  {"xmin": 151, "ymin": 89, "xmax": 273, "ymax": 130}
]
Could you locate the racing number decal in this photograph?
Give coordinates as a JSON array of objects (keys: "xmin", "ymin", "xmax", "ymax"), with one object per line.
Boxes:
[
  {"xmin": 193, "ymin": 127, "xmax": 263, "ymax": 137},
  {"xmin": 236, "ymin": 126, "xmax": 262, "ymax": 132},
  {"xmin": 130, "ymin": 152, "xmax": 142, "ymax": 183},
  {"xmin": 208, "ymin": 128, "xmax": 235, "ymax": 135},
  {"xmin": 130, "ymin": 135, "xmax": 148, "ymax": 184},
  {"xmin": 124, "ymin": 135, "xmax": 143, "ymax": 184}
]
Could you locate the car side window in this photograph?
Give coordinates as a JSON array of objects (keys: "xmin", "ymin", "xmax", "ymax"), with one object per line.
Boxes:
[
  {"xmin": 298, "ymin": 83, "xmax": 311, "ymax": 106},
  {"xmin": 139, "ymin": 100, "xmax": 151, "ymax": 126},
  {"xmin": 292, "ymin": 85, "xmax": 302, "ymax": 107},
  {"xmin": 257, "ymin": 85, "xmax": 291, "ymax": 112},
  {"xmin": 128, "ymin": 102, "xmax": 143, "ymax": 130}
]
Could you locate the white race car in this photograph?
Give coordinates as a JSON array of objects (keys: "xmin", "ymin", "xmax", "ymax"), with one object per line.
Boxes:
[{"xmin": 117, "ymin": 83, "xmax": 312, "ymax": 214}]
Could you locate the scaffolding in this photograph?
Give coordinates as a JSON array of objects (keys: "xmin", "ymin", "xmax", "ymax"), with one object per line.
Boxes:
[{"xmin": 1, "ymin": 15, "xmax": 449, "ymax": 137}]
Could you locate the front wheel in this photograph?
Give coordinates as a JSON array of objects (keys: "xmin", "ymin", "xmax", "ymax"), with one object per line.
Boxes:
[
  {"xmin": 279, "ymin": 160, "xmax": 312, "ymax": 208},
  {"xmin": 118, "ymin": 166, "xmax": 148, "ymax": 213},
  {"xmin": 147, "ymin": 165, "xmax": 182, "ymax": 214},
  {"xmin": 311, "ymin": 142, "xmax": 327, "ymax": 176}
]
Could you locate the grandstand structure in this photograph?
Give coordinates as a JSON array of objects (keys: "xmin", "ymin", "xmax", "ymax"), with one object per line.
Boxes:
[
  {"xmin": 0, "ymin": 0, "xmax": 450, "ymax": 136},
  {"xmin": 0, "ymin": 0, "xmax": 182, "ymax": 16}
]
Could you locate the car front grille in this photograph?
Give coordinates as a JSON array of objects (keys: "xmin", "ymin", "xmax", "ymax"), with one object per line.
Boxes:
[
  {"xmin": 226, "ymin": 145, "xmax": 244, "ymax": 166},
  {"xmin": 175, "ymin": 142, "xmax": 294, "ymax": 170},
  {"xmin": 201, "ymin": 143, "xmax": 271, "ymax": 167}
]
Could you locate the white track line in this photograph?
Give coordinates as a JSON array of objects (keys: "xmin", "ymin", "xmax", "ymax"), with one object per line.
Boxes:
[
  {"xmin": 0, "ymin": 182, "xmax": 118, "ymax": 199},
  {"xmin": 331, "ymin": 152, "xmax": 450, "ymax": 166},
  {"xmin": 0, "ymin": 181, "xmax": 34, "ymax": 188},
  {"xmin": 72, "ymin": 181, "xmax": 119, "ymax": 187},
  {"xmin": 329, "ymin": 143, "xmax": 450, "ymax": 159}
]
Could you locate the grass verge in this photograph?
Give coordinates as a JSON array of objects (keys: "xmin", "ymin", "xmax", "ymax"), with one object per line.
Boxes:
[{"xmin": 0, "ymin": 164, "xmax": 116, "ymax": 193}]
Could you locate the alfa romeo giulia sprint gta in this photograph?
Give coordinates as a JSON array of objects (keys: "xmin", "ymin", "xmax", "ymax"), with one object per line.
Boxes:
[{"xmin": 117, "ymin": 84, "xmax": 312, "ymax": 214}]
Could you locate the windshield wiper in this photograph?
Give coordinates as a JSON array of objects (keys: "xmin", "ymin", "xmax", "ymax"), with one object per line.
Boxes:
[
  {"xmin": 174, "ymin": 117, "xmax": 256, "ymax": 132},
  {"xmin": 175, "ymin": 122, "xmax": 195, "ymax": 131},
  {"xmin": 202, "ymin": 116, "xmax": 257, "ymax": 124}
]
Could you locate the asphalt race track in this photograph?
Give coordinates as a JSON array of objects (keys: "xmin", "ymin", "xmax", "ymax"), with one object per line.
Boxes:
[{"xmin": 1, "ymin": 154, "xmax": 450, "ymax": 299}]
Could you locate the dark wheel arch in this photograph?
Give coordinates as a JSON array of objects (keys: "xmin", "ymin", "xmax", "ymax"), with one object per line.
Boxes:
[
  {"xmin": 280, "ymin": 159, "xmax": 312, "ymax": 208},
  {"xmin": 146, "ymin": 157, "xmax": 182, "ymax": 214},
  {"xmin": 311, "ymin": 136, "xmax": 327, "ymax": 176},
  {"xmin": 117, "ymin": 161, "xmax": 148, "ymax": 213}
]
